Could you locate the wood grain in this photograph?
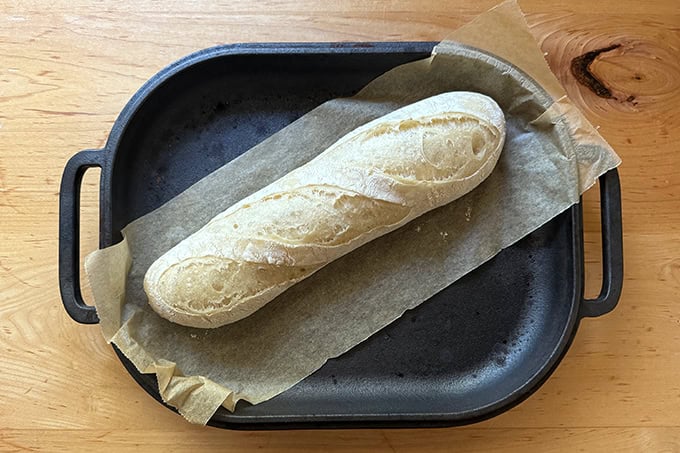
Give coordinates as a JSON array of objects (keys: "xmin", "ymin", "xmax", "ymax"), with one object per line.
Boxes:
[{"xmin": 1, "ymin": 0, "xmax": 679, "ymax": 451}]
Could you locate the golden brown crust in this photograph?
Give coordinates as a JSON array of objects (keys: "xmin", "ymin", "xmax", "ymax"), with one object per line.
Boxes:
[{"xmin": 144, "ymin": 91, "xmax": 506, "ymax": 328}]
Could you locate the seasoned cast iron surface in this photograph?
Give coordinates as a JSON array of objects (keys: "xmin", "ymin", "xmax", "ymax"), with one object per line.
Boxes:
[{"xmin": 105, "ymin": 46, "xmax": 579, "ymax": 426}]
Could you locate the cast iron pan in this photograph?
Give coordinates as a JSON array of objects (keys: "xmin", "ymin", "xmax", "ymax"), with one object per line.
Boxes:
[{"xmin": 59, "ymin": 42, "xmax": 623, "ymax": 429}]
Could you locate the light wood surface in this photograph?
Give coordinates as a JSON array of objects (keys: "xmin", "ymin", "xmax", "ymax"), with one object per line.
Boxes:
[{"xmin": 1, "ymin": 0, "xmax": 679, "ymax": 451}]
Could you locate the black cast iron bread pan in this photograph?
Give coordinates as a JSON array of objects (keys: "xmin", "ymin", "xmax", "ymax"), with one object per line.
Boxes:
[{"xmin": 59, "ymin": 42, "xmax": 623, "ymax": 429}]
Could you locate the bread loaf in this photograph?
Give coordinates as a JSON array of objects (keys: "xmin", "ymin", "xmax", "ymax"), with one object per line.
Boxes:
[{"xmin": 144, "ymin": 91, "xmax": 506, "ymax": 328}]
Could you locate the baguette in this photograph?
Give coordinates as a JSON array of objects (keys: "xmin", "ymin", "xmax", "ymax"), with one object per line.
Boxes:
[{"xmin": 144, "ymin": 91, "xmax": 506, "ymax": 328}]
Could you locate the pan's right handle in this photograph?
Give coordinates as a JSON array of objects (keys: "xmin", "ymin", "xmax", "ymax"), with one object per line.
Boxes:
[
  {"xmin": 580, "ymin": 169, "xmax": 624, "ymax": 318},
  {"xmin": 59, "ymin": 149, "xmax": 104, "ymax": 324}
]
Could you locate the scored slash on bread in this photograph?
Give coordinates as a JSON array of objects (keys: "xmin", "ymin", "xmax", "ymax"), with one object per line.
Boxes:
[{"xmin": 144, "ymin": 91, "xmax": 506, "ymax": 328}]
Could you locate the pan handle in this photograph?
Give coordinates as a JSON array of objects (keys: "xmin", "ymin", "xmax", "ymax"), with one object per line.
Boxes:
[
  {"xmin": 59, "ymin": 149, "xmax": 104, "ymax": 324},
  {"xmin": 580, "ymin": 169, "xmax": 623, "ymax": 318}
]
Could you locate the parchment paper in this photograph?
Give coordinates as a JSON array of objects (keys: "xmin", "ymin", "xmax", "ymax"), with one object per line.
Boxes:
[{"xmin": 85, "ymin": 0, "xmax": 621, "ymax": 424}]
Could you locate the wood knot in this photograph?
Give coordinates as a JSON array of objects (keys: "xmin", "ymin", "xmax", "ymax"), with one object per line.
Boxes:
[
  {"xmin": 569, "ymin": 38, "xmax": 679, "ymax": 110},
  {"xmin": 570, "ymin": 44, "xmax": 622, "ymax": 99}
]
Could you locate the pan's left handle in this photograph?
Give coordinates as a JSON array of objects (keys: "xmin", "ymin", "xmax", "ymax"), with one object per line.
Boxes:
[{"xmin": 59, "ymin": 149, "xmax": 104, "ymax": 324}]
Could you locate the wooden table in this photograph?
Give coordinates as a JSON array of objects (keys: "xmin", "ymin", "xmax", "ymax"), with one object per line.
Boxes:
[{"xmin": 2, "ymin": 0, "xmax": 679, "ymax": 451}]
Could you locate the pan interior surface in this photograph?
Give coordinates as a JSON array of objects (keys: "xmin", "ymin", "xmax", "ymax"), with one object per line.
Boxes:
[
  {"xmin": 220, "ymin": 217, "xmax": 577, "ymax": 421},
  {"xmin": 110, "ymin": 49, "xmax": 434, "ymax": 233},
  {"xmin": 105, "ymin": 46, "xmax": 579, "ymax": 426}
]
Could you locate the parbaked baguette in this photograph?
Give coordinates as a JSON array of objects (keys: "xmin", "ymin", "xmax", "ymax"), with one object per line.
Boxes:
[{"xmin": 144, "ymin": 92, "xmax": 506, "ymax": 328}]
